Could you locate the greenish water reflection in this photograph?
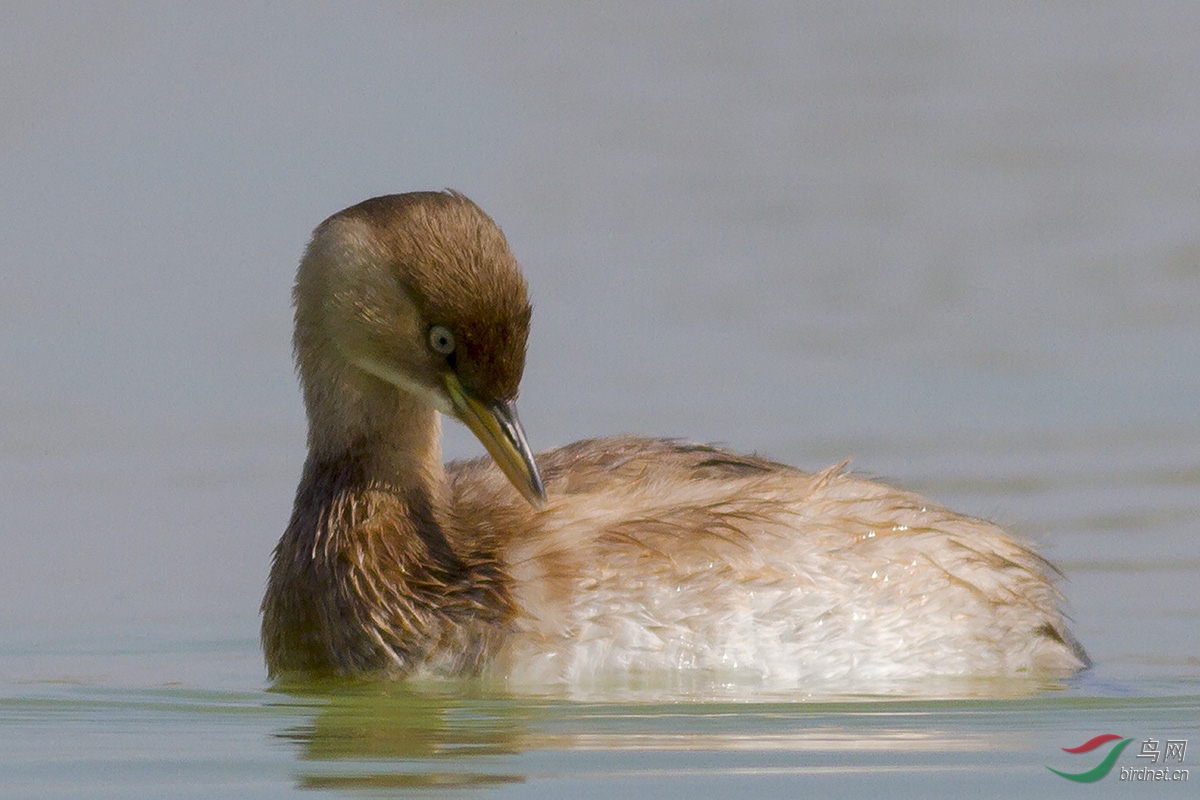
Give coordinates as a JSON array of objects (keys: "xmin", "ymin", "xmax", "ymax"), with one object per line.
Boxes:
[
  {"xmin": 265, "ymin": 680, "xmax": 1200, "ymax": 796},
  {"xmin": 3, "ymin": 668, "xmax": 1196, "ymax": 798}
]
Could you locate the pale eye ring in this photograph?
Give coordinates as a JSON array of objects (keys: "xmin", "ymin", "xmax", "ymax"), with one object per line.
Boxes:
[{"xmin": 428, "ymin": 325, "xmax": 456, "ymax": 355}]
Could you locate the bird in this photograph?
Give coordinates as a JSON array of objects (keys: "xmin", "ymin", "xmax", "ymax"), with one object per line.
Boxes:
[{"xmin": 261, "ymin": 190, "xmax": 1089, "ymax": 692}]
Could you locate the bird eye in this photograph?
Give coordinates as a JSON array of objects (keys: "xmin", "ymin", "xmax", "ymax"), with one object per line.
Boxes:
[{"xmin": 428, "ymin": 325, "xmax": 456, "ymax": 355}]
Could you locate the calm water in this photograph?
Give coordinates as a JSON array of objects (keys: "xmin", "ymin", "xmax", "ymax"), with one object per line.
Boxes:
[{"xmin": 2, "ymin": 3, "xmax": 1198, "ymax": 797}]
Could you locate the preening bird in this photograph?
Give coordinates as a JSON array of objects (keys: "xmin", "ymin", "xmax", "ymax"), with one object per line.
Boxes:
[{"xmin": 262, "ymin": 191, "xmax": 1088, "ymax": 691}]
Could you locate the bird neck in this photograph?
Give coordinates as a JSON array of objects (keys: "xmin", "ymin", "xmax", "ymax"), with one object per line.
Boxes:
[
  {"xmin": 264, "ymin": 380, "xmax": 473, "ymax": 677},
  {"xmin": 294, "ymin": 362, "xmax": 467, "ymax": 602},
  {"xmin": 299, "ymin": 350, "xmax": 449, "ymax": 498}
]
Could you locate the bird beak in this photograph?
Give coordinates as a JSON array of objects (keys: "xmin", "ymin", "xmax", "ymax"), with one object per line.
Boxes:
[{"xmin": 443, "ymin": 373, "xmax": 546, "ymax": 507}]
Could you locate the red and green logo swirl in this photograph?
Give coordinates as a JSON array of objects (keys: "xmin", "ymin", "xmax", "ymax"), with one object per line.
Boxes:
[{"xmin": 1047, "ymin": 734, "xmax": 1134, "ymax": 782}]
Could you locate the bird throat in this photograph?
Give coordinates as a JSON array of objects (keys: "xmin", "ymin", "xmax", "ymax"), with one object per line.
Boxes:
[{"xmin": 262, "ymin": 388, "xmax": 509, "ymax": 678}]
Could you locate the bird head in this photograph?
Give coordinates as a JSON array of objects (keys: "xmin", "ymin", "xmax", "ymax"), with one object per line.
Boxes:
[{"xmin": 293, "ymin": 190, "xmax": 545, "ymax": 506}]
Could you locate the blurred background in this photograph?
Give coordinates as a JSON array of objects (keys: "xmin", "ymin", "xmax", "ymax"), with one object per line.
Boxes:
[{"xmin": 0, "ymin": 2, "xmax": 1196, "ymax": 690}]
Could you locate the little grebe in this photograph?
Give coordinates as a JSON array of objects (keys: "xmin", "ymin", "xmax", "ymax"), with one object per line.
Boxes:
[{"xmin": 262, "ymin": 191, "xmax": 1088, "ymax": 689}]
